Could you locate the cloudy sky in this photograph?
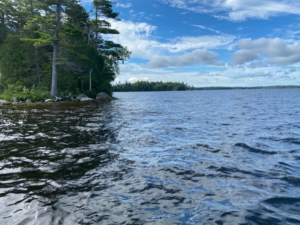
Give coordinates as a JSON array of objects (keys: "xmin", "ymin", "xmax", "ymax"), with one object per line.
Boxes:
[{"xmin": 100, "ymin": 0, "xmax": 300, "ymax": 87}]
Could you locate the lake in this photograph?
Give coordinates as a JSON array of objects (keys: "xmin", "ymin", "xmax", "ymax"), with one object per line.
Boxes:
[{"xmin": 0, "ymin": 89, "xmax": 300, "ymax": 224}]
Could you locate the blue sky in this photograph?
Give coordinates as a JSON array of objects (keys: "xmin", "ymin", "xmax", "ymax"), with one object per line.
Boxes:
[{"xmin": 97, "ymin": 0, "xmax": 300, "ymax": 87}]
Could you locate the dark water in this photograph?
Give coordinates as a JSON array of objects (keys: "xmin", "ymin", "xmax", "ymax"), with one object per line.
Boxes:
[{"xmin": 0, "ymin": 89, "xmax": 300, "ymax": 224}]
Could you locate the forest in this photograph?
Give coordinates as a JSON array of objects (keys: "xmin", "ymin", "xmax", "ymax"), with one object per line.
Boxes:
[
  {"xmin": 113, "ymin": 81, "xmax": 195, "ymax": 92},
  {"xmin": 0, "ymin": 0, "xmax": 130, "ymax": 100},
  {"xmin": 195, "ymin": 85, "xmax": 300, "ymax": 90}
]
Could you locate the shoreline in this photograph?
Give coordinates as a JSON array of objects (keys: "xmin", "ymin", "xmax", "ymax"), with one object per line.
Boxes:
[
  {"xmin": 195, "ymin": 85, "xmax": 300, "ymax": 90},
  {"xmin": 113, "ymin": 85, "xmax": 300, "ymax": 92},
  {"xmin": 0, "ymin": 92, "xmax": 112, "ymax": 106}
]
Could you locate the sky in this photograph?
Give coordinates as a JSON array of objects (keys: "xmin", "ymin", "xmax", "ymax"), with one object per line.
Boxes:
[{"xmin": 96, "ymin": 0, "xmax": 300, "ymax": 87}]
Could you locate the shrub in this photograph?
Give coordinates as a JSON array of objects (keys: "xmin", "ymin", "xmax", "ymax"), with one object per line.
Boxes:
[{"xmin": 0, "ymin": 85, "xmax": 50, "ymax": 102}]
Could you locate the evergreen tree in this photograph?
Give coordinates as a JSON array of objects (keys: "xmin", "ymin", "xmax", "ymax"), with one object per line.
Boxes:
[
  {"xmin": 113, "ymin": 81, "xmax": 195, "ymax": 92},
  {"xmin": 0, "ymin": 0, "xmax": 130, "ymax": 98}
]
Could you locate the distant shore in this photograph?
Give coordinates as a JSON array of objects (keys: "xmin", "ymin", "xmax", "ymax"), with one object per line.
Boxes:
[
  {"xmin": 113, "ymin": 84, "xmax": 300, "ymax": 92},
  {"xmin": 195, "ymin": 85, "xmax": 300, "ymax": 90},
  {"xmin": 113, "ymin": 81, "xmax": 195, "ymax": 92}
]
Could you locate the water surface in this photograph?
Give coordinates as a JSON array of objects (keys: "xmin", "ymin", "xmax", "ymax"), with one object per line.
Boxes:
[{"xmin": 0, "ymin": 89, "xmax": 300, "ymax": 224}]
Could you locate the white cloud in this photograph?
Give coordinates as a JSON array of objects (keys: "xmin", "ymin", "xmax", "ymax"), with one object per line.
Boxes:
[
  {"xmin": 115, "ymin": 62, "xmax": 300, "ymax": 87},
  {"xmin": 116, "ymin": 3, "xmax": 132, "ymax": 8},
  {"xmin": 232, "ymin": 50, "xmax": 258, "ymax": 64},
  {"xmin": 146, "ymin": 49, "xmax": 223, "ymax": 68},
  {"xmin": 107, "ymin": 20, "xmax": 300, "ymax": 86},
  {"xmin": 108, "ymin": 20, "xmax": 236, "ymax": 60},
  {"xmin": 128, "ymin": 77, "xmax": 149, "ymax": 82},
  {"xmin": 159, "ymin": 0, "xmax": 300, "ymax": 21},
  {"xmin": 193, "ymin": 24, "xmax": 221, "ymax": 34},
  {"xmin": 233, "ymin": 71, "xmax": 273, "ymax": 79},
  {"xmin": 232, "ymin": 38, "xmax": 300, "ymax": 66},
  {"xmin": 224, "ymin": 0, "xmax": 300, "ymax": 21},
  {"xmin": 159, "ymin": 35, "xmax": 236, "ymax": 52},
  {"xmin": 107, "ymin": 20, "xmax": 160, "ymax": 59}
]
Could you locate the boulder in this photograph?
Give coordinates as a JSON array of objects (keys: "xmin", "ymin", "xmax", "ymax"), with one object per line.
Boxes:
[
  {"xmin": 67, "ymin": 93, "xmax": 74, "ymax": 101},
  {"xmin": 0, "ymin": 100, "xmax": 12, "ymax": 106},
  {"xmin": 80, "ymin": 98, "xmax": 95, "ymax": 102},
  {"xmin": 54, "ymin": 97, "xmax": 62, "ymax": 102},
  {"xmin": 13, "ymin": 101, "xmax": 24, "ymax": 105},
  {"xmin": 61, "ymin": 93, "xmax": 74, "ymax": 101},
  {"xmin": 96, "ymin": 92, "xmax": 112, "ymax": 101},
  {"xmin": 76, "ymin": 94, "xmax": 89, "ymax": 100},
  {"xmin": 12, "ymin": 97, "xmax": 17, "ymax": 103}
]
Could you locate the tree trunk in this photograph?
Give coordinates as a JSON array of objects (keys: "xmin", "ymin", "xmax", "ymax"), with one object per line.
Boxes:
[
  {"xmin": 51, "ymin": 41, "xmax": 59, "ymax": 96},
  {"xmin": 0, "ymin": 13, "xmax": 5, "ymax": 45},
  {"xmin": 89, "ymin": 68, "xmax": 93, "ymax": 91},
  {"xmin": 29, "ymin": 0, "xmax": 34, "ymax": 18},
  {"xmin": 95, "ymin": 6, "xmax": 98, "ymax": 51},
  {"xmin": 35, "ymin": 48, "xmax": 40, "ymax": 83},
  {"xmin": 50, "ymin": 3, "xmax": 61, "ymax": 97}
]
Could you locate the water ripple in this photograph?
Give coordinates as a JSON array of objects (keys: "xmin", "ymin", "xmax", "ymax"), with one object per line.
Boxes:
[{"xmin": 0, "ymin": 89, "xmax": 300, "ymax": 224}]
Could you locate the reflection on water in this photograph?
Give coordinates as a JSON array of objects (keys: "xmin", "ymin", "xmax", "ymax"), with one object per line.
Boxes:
[{"xmin": 0, "ymin": 89, "xmax": 300, "ymax": 224}]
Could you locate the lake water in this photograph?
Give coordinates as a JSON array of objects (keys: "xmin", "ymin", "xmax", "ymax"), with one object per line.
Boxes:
[{"xmin": 0, "ymin": 89, "xmax": 300, "ymax": 224}]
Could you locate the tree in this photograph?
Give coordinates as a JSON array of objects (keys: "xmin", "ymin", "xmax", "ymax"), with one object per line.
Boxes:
[
  {"xmin": 92, "ymin": 0, "xmax": 119, "ymax": 49},
  {"xmin": 0, "ymin": 0, "xmax": 130, "ymax": 98}
]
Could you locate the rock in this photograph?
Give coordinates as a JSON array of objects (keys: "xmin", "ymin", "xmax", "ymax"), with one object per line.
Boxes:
[
  {"xmin": 61, "ymin": 93, "xmax": 74, "ymax": 101},
  {"xmin": 26, "ymin": 99, "xmax": 32, "ymax": 103},
  {"xmin": 45, "ymin": 99, "xmax": 54, "ymax": 103},
  {"xmin": 12, "ymin": 97, "xmax": 17, "ymax": 103},
  {"xmin": 54, "ymin": 96, "xmax": 64, "ymax": 102},
  {"xmin": 76, "ymin": 94, "xmax": 89, "ymax": 100},
  {"xmin": 67, "ymin": 93, "xmax": 74, "ymax": 101},
  {"xmin": 80, "ymin": 98, "xmax": 95, "ymax": 102},
  {"xmin": 96, "ymin": 92, "xmax": 112, "ymax": 101},
  {"xmin": 0, "ymin": 100, "xmax": 12, "ymax": 106}
]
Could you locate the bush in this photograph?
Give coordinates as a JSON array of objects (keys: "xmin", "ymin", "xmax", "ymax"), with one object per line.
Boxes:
[
  {"xmin": 0, "ymin": 84, "xmax": 50, "ymax": 102},
  {"xmin": 83, "ymin": 89, "xmax": 97, "ymax": 98}
]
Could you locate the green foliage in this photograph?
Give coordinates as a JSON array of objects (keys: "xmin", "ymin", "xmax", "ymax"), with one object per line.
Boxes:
[
  {"xmin": 0, "ymin": 36, "xmax": 35, "ymax": 87},
  {"xmin": 65, "ymin": 1, "xmax": 89, "ymax": 30},
  {"xmin": 93, "ymin": 0, "xmax": 119, "ymax": 19},
  {"xmin": 113, "ymin": 81, "xmax": 195, "ymax": 92},
  {"xmin": 0, "ymin": 0, "xmax": 130, "ymax": 98},
  {"xmin": 84, "ymin": 89, "xmax": 97, "ymax": 98},
  {"xmin": 0, "ymin": 84, "xmax": 50, "ymax": 101},
  {"xmin": 21, "ymin": 31, "xmax": 55, "ymax": 48}
]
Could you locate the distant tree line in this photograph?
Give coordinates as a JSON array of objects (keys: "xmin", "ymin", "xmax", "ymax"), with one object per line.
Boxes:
[
  {"xmin": 0, "ymin": 0, "xmax": 130, "ymax": 100},
  {"xmin": 113, "ymin": 81, "xmax": 195, "ymax": 92},
  {"xmin": 195, "ymin": 85, "xmax": 300, "ymax": 90}
]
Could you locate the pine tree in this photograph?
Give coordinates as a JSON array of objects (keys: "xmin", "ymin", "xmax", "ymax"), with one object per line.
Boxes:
[{"xmin": 0, "ymin": 0, "xmax": 130, "ymax": 98}]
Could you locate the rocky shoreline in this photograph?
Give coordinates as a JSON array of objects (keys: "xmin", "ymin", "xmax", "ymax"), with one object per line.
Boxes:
[{"xmin": 0, "ymin": 92, "xmax": 112, "ymax": 106}]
